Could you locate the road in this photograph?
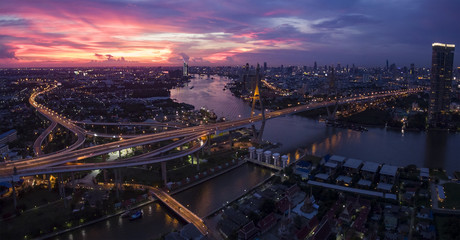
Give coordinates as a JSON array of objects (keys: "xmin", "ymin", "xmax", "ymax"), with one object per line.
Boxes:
[
  {"xmin": 33, "ymin": 121, "xmax": 57, "ymax": 156},
  {"xmin": 0, "ymin": 87, "xmax": 423, "ymax": 181},
  {"xmin": 29, "ymin": 85, "xmax": 86, "ymax": 154},
  {"xmin": 149, "ymin": 187, "xmax": 209, "ymax": 235}
]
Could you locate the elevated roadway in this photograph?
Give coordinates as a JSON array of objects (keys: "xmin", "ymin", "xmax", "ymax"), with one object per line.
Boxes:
[
  {"xmin": 33, "ymin": 121, "xmax": 57, "ymax": 156},
  {"xmin": 0, "ymin": 88, "xmax": 423, "ymax": 181},
  {"xmin": 150, "ymin": 187, "xmax": 208, "ymax": 235}
]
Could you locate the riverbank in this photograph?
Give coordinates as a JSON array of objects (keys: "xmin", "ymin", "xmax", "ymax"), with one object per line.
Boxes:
[
  {"xmin": 37, "ymin": 162, "xmax": 264, "ymax": 240},
  {"xmin": 35, "ymin": 199, "xmax": 155, "ymax": 240}
]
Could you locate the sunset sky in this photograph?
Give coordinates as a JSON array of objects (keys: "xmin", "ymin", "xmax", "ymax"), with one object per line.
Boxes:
[{"xmin": 0, "ymin": 0, "xmax": 458, "ymax": 67}]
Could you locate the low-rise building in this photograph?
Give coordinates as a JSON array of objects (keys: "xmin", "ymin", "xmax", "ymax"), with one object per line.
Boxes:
[
  {"xmin": 0, "ymin": 129, "xmax": 17, "ymax": 145},
  {"xmin": 324, "ymin": 161, "xmax": 338, "ymax": 175},
  {"xmin": 328, "ymin": 155, "xmax": 346, "ymax": 167},
  {"xmin": 238, "ymin": 221, "xmax": 259, "ymax": 240},
  {"xmin": 361, "ymin": 161, "xmax": 380, "ymax": 182},
  {"xmin": 343, "ymin": 158, "xmax": 363, "ymax": 175},
  {"xmin": 379, "ymin": 164, "xmax": 399, "ymax": 184},
  {"xmin": 257, "ymin": 212, "xmax": 277, "ymax": 234}
]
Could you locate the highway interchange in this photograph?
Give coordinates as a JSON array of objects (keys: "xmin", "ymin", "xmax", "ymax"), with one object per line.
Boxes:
[{"xmin": 0, "ymin": 85, "xmax": 423, "ymax": 182}]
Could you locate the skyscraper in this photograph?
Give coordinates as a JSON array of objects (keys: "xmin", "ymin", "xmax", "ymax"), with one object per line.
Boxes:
[
  {"xmin": 409, "ymin": 63, "xmax": 415, "ymax": 87},
  {"xmin": 182, "ymin": 62, "xmax": 188, "ymax": 77},
  {"xmin": 429, "ymin": 42, "xmax": 455, "ymax": 126}
]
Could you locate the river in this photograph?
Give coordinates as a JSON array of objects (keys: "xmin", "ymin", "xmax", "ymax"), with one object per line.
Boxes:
[
  {"xmin": 171, "ymin": 74, "xmax": 460, "ymax": 174},
  {"xmin": 53, "ymin": 164, "xmax": 272, "ymax": 240}
]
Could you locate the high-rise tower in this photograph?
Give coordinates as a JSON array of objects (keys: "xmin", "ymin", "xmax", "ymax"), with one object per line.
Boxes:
[
  {"xmin": 183, "ymin": 62, "xmax": 188, "ymax": 77},
  {"xmin": 429, "ymin": 42, "xmax": 455, "ymax": 126}
]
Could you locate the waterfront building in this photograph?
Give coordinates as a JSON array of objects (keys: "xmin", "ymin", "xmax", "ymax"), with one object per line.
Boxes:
[
  {"xmin": 343, "ymin": 158, "xmax": 363, "ymax": 176},
  {"xmin": 429, "ymin": 42, "xmax": 455, "ymax": 126},
  {"xmin": 360, "ymin": 161, "xmax": 380, "ymax": 182},
  {"xmin": 328, "ymin": 155, "xmax": 346, "ymax": 167},
  {"xmin": 379, "ymin": 164, "xmax": 399, "ymax": 184}
]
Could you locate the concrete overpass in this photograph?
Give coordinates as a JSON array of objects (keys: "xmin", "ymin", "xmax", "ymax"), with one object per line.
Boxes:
[{"xmin": 0, "ymin": 87, "xmax": 423, "ymax": 181}]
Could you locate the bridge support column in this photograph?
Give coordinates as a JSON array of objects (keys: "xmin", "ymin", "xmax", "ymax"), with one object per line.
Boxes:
[
  {"xmin": 58, "ymin": 173, "xmax": 68, "ymax": 208},
  {"xmin": 114, "ymin": 169, "xmax": 122, "ymax": 200},
  {"xmin": 103, "ymin": 169, "xmax": 108, "ymax": 182},
  {"xmin": 47, "ymin": 174, "xmax": 52, "ymax": 191},
  {"xmin": 71, "ymin": 172, "xmax": 75, "ymax": 189},
  {"xmin": 248, "ymin": 147, "xmax": 256, "ymax": 160},
  {"xmin": 11, "ymin": 180, "xmax": 17, "ymax": 209},
  {"xmin": 161, "ymin": 162, "xmax": 167, "ymax": 186},
  {"xmin": 195, "ymin": 153, "xmax": 200, "ymax": 171}
]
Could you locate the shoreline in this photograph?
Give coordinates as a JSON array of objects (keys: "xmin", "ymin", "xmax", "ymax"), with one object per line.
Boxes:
[{"xmin": 34, "ymin": 160, "xmax": 249, "ymax": 240}]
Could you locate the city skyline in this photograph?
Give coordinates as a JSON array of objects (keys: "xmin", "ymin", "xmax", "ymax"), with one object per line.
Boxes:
[{"xmin": 1, "ymin": 0, "xmax": 459, "ymax": 68}]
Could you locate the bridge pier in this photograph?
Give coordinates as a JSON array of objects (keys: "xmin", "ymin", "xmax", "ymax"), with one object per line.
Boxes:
[
  {"xmin": 11, "ymin": 180, "xmax": 17, "ymax": 209},
  {"xmin": 195, "ymin": 152, "xmax": 200, "ymax": 171},
  {"xmin": 71, "ymin": 172, "xmax": 75, "ymax": 189},
  {"xmin": 161, "ymin": 161, "xmax": 167, "ymax": 186},
  {"xmin": 47, "ymin": 174, "xmax": 52, "ymax": 191},
  {"xmin": 103, "ymin": 169, "xmax": 108, "ymax": 182},
  {"xmin": 58, "ymin": 173, "xmax": 68, "ymax": 208},
  {"xmin": 326, "ymin": 102, "xmax": 339, "ymax": 122},
  {"xmin": 114, "ymin": 169, "xmax": 123, "ymax": 199}
]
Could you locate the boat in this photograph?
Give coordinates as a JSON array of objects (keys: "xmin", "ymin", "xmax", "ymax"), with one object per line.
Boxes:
[
  {"xmin": 121, "ymin": 209, "xmax": 135, "ymax": 218},
  {"xmin": 129, "ymin": 210, "xmax": 143, "ymax": 220},
  {"xmin": 190, "ymin": 86, "xmax": 194, "ymax": 89}
]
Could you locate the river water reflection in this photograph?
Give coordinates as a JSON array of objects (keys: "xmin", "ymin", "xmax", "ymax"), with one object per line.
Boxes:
[
  {"xmin": 171, "ymin": 74, "xmax": 460, "ymax": 174},
  {"xmin": 53, "ymin": 164, "xmax": 272, "ymax": 240}
]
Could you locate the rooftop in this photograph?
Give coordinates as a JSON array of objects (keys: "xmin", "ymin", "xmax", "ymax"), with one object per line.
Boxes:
[
  {"xmin": 361, "ymin": 161, "xmax": 380, "ymax": 173},
  {"xmin": 343, "ymin": 158, "xmax": 363, "ymax": 169},
  {"xmin": 324, "ymin": 162, "xmax": 338, "ymax": 169},
  {"xmin": 0, "ymin": 129, "xmax": 17, "ymax": 139},
  {"xmin": 377, "ymin": 182, "xmax": 394, "ymax": 191},
  {"xmin": 357, "ymin": 179, "xmax": 372, "ymax": 187},
  {"xmin": 336, "ymin": 175, "xmax": 352, "ymax": 184},
  {"xmin": 315, "ymin": 173, "xmax": 330, "ymax": 180},
  {"xmin": 379, "ymin": 165, "xmax": 399, "ymax": 177},
  {"xmin": 329, "ymin": 155, "xmax": 346, "ymax": 163}
]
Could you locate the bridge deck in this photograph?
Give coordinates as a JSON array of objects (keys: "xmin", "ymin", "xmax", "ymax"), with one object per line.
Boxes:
[{"xmin": 149, "ymin": 187, "xmax": 208, "ymax": 236}]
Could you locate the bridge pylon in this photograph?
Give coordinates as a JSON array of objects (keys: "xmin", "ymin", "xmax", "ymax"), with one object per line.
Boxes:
[{"xmin": 250, "ymin": 64, "xmax": 265, "ymax": 144}]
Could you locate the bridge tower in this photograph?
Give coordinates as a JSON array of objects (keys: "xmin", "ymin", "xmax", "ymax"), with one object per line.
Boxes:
[
  {"xmin": 250, "ymin": 64, "xmax": 266, "ymax": 144},
  {"xmin": 326, "ymin": 66, "xmax": 339, "ymax": 122}
]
